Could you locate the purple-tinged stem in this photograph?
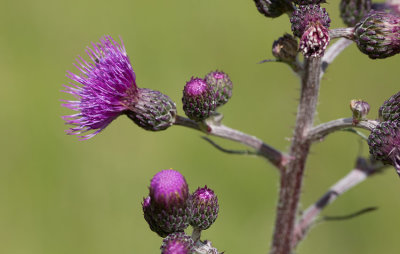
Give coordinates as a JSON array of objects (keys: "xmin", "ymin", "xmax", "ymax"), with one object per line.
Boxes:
[
  {"xmin": 174, "ymin": 115, "xmax": 288, "ymax": 170},
  {"xmin": 270, "ymin": 57, "xmax": 322, "ymax": 254},
  {"xmin": 308, "ymin": 118, "xmax": 378, "ymax": 142},
  {"xmin": 292, "ymin": 157, "xmax": 387, "ymax": 247}
]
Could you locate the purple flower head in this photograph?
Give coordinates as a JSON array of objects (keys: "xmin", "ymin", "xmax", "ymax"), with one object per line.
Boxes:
[
  {"xmin": 190, "ymin": 186, "xmax": 219, "ymax": 230},
  {"xmin": 291, "ymin": 5, "xmax": 331, "ymax": 57},
  {"xmin": 368, "ymin": 121, "xmax": 400, "ymax": 176},
  {"xmin": 161, "ymin": 233, "xmax": 194, "ymax": 254},
  {"xmin": 62, "ymin": 36, "xmax": 137, "ymax": 139},
  {"xmin": 354, "ymin": 11, "xmax": 400, "ymax": 59},
  {"xmin": 340, "ymin": 0, "xmax": 372, "ymax": 27},
  {"xmin": 182, "ymin": 78, "xmax": 216, "ymax": 122},
  {"xmin": 150, "ymin": 169, "xmax": 189, "ymax": 209},
  {"xmin": 294, "ymin": 0, "xmax": 326, "ymax": 5},
  {"xmin": 253, "ymin": 0, "xmax": 294, "ymax": 18},
  {"xmin": 184, "ymin": 78, "xmax": 209, "ymax": 97},
  {"xmin": 379, "ymin": 91, "xmax": 400, "ymax": 122},
  {"xmin": 204, "ymin": 70, "xmax": 233, "ymax": 107}
]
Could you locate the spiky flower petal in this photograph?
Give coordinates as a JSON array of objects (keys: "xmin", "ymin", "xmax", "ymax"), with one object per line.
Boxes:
[
  {"xmin": 340, "ymin": 0, "xmax": 372, "ymax": 27},
  {"xmin": 379, "ymin": 91, "xmax": 400, "ymax": 122},
  {"xmin": 161, "ymin": 232, "xmax": 194, "ymax": 254},
  {"xmin": 354, "ymin": 11, "xmax": 400, "ymax": 59},
  {"xmin": 190, "ymin": 186, "xmax": 219, "ymax": 230},
  {"xmin": 143, "ymin": 170, "xmax": 191, "ymax": 237},
  {"xmin": 62, "ymin": 36, "xmax": 137, "ymax": 139},
  {"xmin": 204, "ymin": 71, "xmax": 233, "ymax": 107},
  {"xmin": 253, "ymin": 0, "xmax": 294, "ymax": 18},
  {"xmin": 368, "ymin": 121, "xmax": 400, "ymax": 176},
  {"xmin": 126, "ymin": 88, "xmax": 176, "ymax": 131},
  {"xmin": 182, "ymin": 78, "xmax": 216, "ymax": 122}
]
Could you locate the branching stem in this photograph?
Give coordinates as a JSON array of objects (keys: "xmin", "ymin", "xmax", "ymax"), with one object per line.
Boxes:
[{"xmin": 174, "ymin": 115, "xmax": 289, "ymax": 170}]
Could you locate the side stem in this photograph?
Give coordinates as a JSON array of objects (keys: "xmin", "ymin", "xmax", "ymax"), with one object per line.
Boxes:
[{"xmin": 270, "ymin": 57, "xmax": 322, "ymax": 254}]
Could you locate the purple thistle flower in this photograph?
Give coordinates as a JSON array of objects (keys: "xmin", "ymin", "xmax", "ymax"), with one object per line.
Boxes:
[
  {"xmin": 143, "ymin": 169, "xmax": 192, "ymax": 237},
  {"xmin": 386, "ymin": 0, "xmax": 400, "ymax": 15},
  {"xmin": 62, "ymin": 35, "xmax": 137, "ymax": 140},
  {"xmin": 368, "ymin": 121, "xmax": 400, "ymax": 177},
  {"xmin": 161, "ymin": 232, "xmax": 194, "ymax": 254},
  {"xmin": 190, "ymin": 186, "xmax": 219, "ymax": 230}
]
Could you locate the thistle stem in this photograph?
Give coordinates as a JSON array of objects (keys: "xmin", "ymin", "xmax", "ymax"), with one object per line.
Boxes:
[
  {"xmin": 292, "ymin": 157, "xmax": 387, "ymax": 247},
  {"xmin": 192, "ymin": 227, "xmax": 202, "ymax": 242},
  {"xmin": 270, "ymin": 57, "xmax": 322, "ymax": 254},
  {"xmin": 308, "ymin": 118, "xmax": 378, "ymax": 142},
  {"xmin": 174, "ymin": 115, "xmax": 289, "ymax": 170},
  {"xmin": 329, "ymin": 27, "xmax": 355, "ymax": 39}
]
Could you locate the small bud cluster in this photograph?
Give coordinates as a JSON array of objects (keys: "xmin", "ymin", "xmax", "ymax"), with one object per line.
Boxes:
[
  {"xmin": 368, "ymin": 91, "xmax": 400, "ymax": 177},
  {"xmin": 253, "ymin": 0, "xmax": 294, "ymax": 18},
  {"xmin": 183, "ymin": 71, "xmax": 233, "ymax": 122},
  {"xmin": 142, "ymin": 169, "xmax": 219, "ymax": 253},
  {"xmin": 290, "ymin": 4, "xmax": 331, "ymax": 57},
  {"xmin": 354, "ymin": 11, "xmax": 400, "ymax": 59},
  {"xmin": 340, "ymin": 0, "xmax": 372, "ymax": 27}
]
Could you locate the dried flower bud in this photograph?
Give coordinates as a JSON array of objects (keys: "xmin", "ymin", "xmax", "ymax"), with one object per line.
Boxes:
[
  {"xmin": 143, "ymin": 170, "xmax": 191, "ymax": 237},
  {"xmin": 350, "ymin": 99, "xmax": 370, "ymax": 124},
  {"xmin": 293, "ymin": 0, "xmax": 327, "ymax": 5},
  {"xmin": 368, "ymin": 121, "xmax": 400, "ymax": 176},
  {"xmin": 190, "ymin": 186, "xmax": 219, "ymax": 230},
  {"xmin": 379, "ymin": 91, "xmax": 400, "ymax": 122},
  {"xmin": 204, "ymin": 71, "xmax": 233, "ymax": 107},
  {"xmin": 354, "ymin": 11, "xmax": 400, "ymax": 59},
  {"xmin": 126, "ymin": 88, "xmax": 176, "ymax": 131},
  {"xmin": 161, "ymin": 232, "xmax": 194, "ymax": 254},
  {"xmin": 291, "ymin": 5, "xmax": 331, "ymax": 57},
  {"xmin": 272, "ymin": 34, "xmax": 299, "ymax": 63},
  {"xmin": 253, "ymin": 0, "xmax": 294, "ymax": 18},
  {"xmin": 182, "ymin": 78, "xmax": 216, "ymax": 122},
  {"xmin": 340, "ymin": 0, "xmax": 372, "ymax": 27}
]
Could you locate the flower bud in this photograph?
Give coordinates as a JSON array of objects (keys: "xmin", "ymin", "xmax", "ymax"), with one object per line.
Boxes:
[
  {"xmin": 126, "ymin": 88, "xmax": 177, "ymax": 131},
  {"xmin": 182, "ymin": 78, "xmax": 216, "ymax": 122},
  {"xmin": 368, "ymin": 121, "xmax": 400, "ymax": 176},
  {"xmin": 350, "ymin": 99, "xmax": 370, "ymax": 124},
  {"xmin": 161, "ymin": 232, "xmax": 194, "ymax": 254},
  {"xmin": 340, "ymin": 0, "xmax": 372, "ymax": 27},
  {"xmin": 272, "ymin": 34, "xmax": 299, "ymax": 63},
  {"xmin": 293, "ymin": 0, "xmax": 327, "ymax": 5},
  {"xmin": 379, "ymin": 91, "xmax": 400, "ymax": 122},
  {"xmin": 190, "ymin": 186, "xmax": 219, "ymax": 230},
  {"xmin": 291, "ymin": 5, "xmax": 331, "ymax": 57},
  {"xmin": 253, "ymin": 0, "xmax": 294, "ymax": 18},
  {"xmin": 204, "ymin": 71, "xmax": 233, "ymax": 107},
  {"xmin": 354, "ymin": 11, "xmax": 400, "ymax": 59},
  {"xmin": 143, "ymin": 170, "xmax": 191, "ymax": 237}
]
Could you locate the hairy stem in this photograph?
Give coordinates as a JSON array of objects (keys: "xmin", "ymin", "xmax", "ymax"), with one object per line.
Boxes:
[
  {"xmin": 329, "ymin": 28, "xmax": 355, "ymax": 40},
  {"xmin": 270, "ymin": 57, "xmax": 322, "ymax": 254},
  {"xmin": 192, "ymin": 227, "xmax": 202, "ymax": 242},
  {"xmin": 174, "ymin": 115, "xmax": 288, "ymax": 170},
  {"xmin": 308, "ymin": 118, "xmax": 378, "ymax": 142},
  {"xmin": 292, "ymin": 157, "xmax": 387, "ymax": 247}
]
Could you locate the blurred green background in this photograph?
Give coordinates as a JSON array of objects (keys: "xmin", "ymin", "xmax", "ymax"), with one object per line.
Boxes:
[{"xmin": 1, "ymin": 0, "xmax": 399, "ymax": 253}]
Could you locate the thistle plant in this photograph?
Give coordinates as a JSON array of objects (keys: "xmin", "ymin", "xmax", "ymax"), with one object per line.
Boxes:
[{"xmin": 62, "ymin": 1, "xmax": 400, "ymax": 253}]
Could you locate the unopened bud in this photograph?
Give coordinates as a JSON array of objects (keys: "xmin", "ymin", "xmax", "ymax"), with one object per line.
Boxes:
[
  {"xmin": 354, "ymin": 11, "xmax": 400, "ymax": 59},
  {"xmin": 340, "ymin": 0, "xmax": 372, "ymax": 27},
  {"xmin": 204, "ymin": 71, "xmax": 233, "ymax": 107},
  {"xmin": 190, "ymin": 186, "xmax": 219, "ymax": 230},
  {"xmin": 350, "ymin": 99, "xmax": 370, "ymax": 124},
  {"xmin": 272, "ymin": 34, "xmax": 299, "ymax": 63},
  {"xmin": 379, "ymin": 91, "xmax": 400, "ymax": 122},
  {"xmin": 161, "ymin": 232, "xmax": 194, "ymax": 254},
  {"xmin": 253, "ymin": 0, "xmax": 294, "ymax": 18}
]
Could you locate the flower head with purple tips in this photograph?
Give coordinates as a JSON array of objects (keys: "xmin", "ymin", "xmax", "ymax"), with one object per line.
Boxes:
[{"xmin": 62, "ymin": 36, "xmax": 137, "ymax": 139}]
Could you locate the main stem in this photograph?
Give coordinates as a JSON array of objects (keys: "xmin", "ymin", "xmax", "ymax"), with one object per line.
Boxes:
[{"xmin": 270, "ymin": 57, "xmax": 322, "ymax": 254}]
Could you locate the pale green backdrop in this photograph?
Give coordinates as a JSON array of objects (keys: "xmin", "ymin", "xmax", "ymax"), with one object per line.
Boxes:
[{"xmin": 1, "ymin": 0, "xmax": 399, "ymax": 253}]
